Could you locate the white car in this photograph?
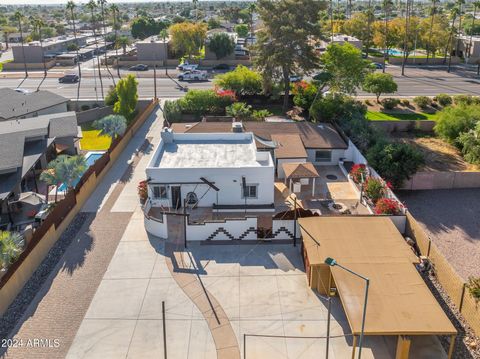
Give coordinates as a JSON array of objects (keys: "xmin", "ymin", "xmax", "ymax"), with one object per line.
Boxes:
[
  {"xmin": 14, "ymin": 88, "xmax": 30, "ymax": 94},
  {"xmin": 178, "ymin": 70, "xmax": 208, "ymax": 81},
  {"xmin": 177, "ymin": 63, "xmax": 198, "ymax": 71}
]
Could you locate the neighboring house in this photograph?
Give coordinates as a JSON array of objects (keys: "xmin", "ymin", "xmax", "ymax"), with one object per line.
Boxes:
[
  {"xmin": 7, "ymin": 32, "xmax": 31, "ymax": 44},
  {"xmin": 318, "ymin": 34, "xmax": 363, "ymax": 51},
  {"xmin": 0, "ymin": 112, "xmax": 81, "ymax": 222},
  {"xmin": 146, "ymin": 128, "xmax": 275, "ymax": 211},
  {"xmin": 455, "ymin": 35, "xmax": 480, "ymax": 61},
  {"xmin": 0, "ymin": 88, "xmax": 69, "ymax": 121},
  {"xmin": 136, "ymin": 36, "xmax": 169, "ymax": 62},
  {"xmin": 170, "ymin": 121, "xmax": 349, "ymax": 177}
]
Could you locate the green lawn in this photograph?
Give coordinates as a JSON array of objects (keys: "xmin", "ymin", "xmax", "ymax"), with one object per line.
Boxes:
[
  {"xmin": 0, "ymin": 60, "xmax": 12, "ymax": 72},
  {"xmin": 366, "ymin": 111, "xmax": 439, "ymax": 122},
  {"xmin": 80, "ymin": 123, "xmax": 112, "ymax": 150}
]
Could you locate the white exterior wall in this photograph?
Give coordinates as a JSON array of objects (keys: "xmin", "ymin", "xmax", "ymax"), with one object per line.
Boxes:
[
  {"xmin": 343, "ymin": 140, "xmax": 368, "ymax": 165},
  {"xmin": 306, "ymin": 149, "xmax": 345, "ymax": 166},
  {"xmin": 271, "ymin": 219, "xmax": 298, "ymax": 240},
  {"xmin": 276, "ymin": 158, "xmax": 306, "ymax": 179},
  {"xmin": 144, "ymin": 213, "xmax": 168, "ymax": 238},
  {"xmin": 147, "ymin": 165, "xmax": 274, "ymax": 208},
  {"xmin": 186, "ymin": 217, "xmax": 257, "ymax": 241}
]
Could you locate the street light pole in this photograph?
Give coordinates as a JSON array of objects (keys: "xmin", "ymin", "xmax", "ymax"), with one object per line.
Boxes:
[{"xmin": 324, "ymin": 257, "xmax": 369, "ymax": 359}]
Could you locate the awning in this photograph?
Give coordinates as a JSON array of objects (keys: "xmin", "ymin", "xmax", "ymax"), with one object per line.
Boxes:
[{"xmin": 283, "ymin": 162, "xmax": 319, "ymax": 179}]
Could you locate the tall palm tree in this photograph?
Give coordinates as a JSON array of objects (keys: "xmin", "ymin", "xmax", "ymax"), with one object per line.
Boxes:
[
  {"xmin": 426, "ymin": 0, "xmax": 437, "ymax": 64},
  {"xmin": 30, "ymin": 16, "xmax": 48, "ymax": 88},
  {"xmin": 159, "ymin": 29, "xmax": 169, "ymax": 76},
  {"xmin": 365, "ymin": 0, "xmax": 373, "ymax": 58},
  {"xmin": 66, "ymin": 1, "xmax": 82, "ymax": 108},
  {"xmin": 456, "ymin": 0, "xmax": 466, "ymax": 56},
  {"xmin": 2, "ymin": 26, "xmax": 17, "ymax": 50},
  {"xmin": 447, "ymin": 6, "xmax": 460, "ymax": 72},
  {"xmin": 329, "ymin": 0, "xmax": 334, "ymax": 41},
  {"xmin": 52, "ymin": 155, "xmax": 87, "ymax": 192},
  {"xmin": 14, "ymin": 11, "xmax": 28, "ymax": 78},
  {"xmin": 110, "ymin": 3, "xmax": 121, "ymax": 79},
  {"xmin": 39, "ymin": 167, "xmax": 61, "ymax": 203},
  {"xmin": 401, "ymin": 0, "xmax": 412, "ymax": 76},
  {"xmin": 383, "ymin": 0, "xmax": 393, "ymax": 73},
  {"xmin": 248, "ymin": 3, "xmax": 256, "ymax": 35},
  {"xmin": 87, "ymin": 0, "xmax": 105, "ymax": 99},
  {"xmin": 0, "ymin": 231, "xmax": 24, "ymax": 270},
  {"xmin": 98, "ymin": 0, "xmax": 115, "ymax": 86},
  {"xmin": 468, "ymin": 1, "xmax": 480, "ymax": 60},
  {"xmin": 192, "ymin": 0, "xmax": 199, "ymax": 21}
]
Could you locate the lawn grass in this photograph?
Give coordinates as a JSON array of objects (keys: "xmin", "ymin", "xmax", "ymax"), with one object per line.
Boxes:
[
  {"xmin": 80, "ymin": 123, "xmax": 111, "ymax": 150},
  {"xmin": 366, "ymin": 111, "xmax": 439, "ymax": 122},
  {"xmin": 0, "ymin": 60, "xmax": 12, "ymax": 72}
]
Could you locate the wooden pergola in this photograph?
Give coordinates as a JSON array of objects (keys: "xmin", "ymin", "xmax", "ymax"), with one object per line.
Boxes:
[{"xmin": 282, "ymin": 162, "xmax": 320, "ymax": 197}]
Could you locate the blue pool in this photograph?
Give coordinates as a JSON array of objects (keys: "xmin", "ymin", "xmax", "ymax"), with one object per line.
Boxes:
[
  {"xmin": 387, "ymin": 49, "xmax": 404, "ymax": 56},
  {"xmin": 57, "ymin": 151, "xmax": 105, "ymax": 192}
]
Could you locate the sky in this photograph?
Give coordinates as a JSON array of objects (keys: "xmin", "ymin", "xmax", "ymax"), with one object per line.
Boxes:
[{"xmin": 0, "ymin": 0, "xmax": 196, "ymax": 4}]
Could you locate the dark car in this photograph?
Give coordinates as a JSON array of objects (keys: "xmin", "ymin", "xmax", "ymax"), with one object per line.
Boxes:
[
  {"xmin": 371, "ymin": 62, "xmax": 384, "ymax": 70},
  {"xmin": 129, "ymin": 64, "xmax": 149, "ymax": 71},
  {"xmin": 58, "ymin": 74, "xmax": 79, "ymax": 83},
  {"xmin": 212, "ymin": 64, "xmax": 230, "ymax": 70}
]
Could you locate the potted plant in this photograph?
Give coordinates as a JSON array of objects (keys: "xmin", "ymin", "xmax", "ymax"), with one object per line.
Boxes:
[
  {"xmin": 349, "ymin": 164, "xmax": 367, "ymax": 184},
  {"xmin": 137, "ymin": 180, "xmax": 148, "ymax": 204}
]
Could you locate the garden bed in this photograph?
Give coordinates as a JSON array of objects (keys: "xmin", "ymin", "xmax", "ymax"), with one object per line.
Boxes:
[{"xmin": 391, "ymin": 133, "xmax": 479, "ymax": 172}]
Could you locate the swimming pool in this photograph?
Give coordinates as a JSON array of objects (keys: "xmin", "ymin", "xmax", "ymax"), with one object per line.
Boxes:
[
  {"xmin": 56, "ymin": 151, "xmax": 105, "ymax": 193},
  {"xmin": 387, "ymin": 49, "xmax": 404, "ymax": 56}
]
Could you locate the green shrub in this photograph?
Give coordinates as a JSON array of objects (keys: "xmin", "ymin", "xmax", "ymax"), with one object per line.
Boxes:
[
  {"xmin": 435, "ymin": 93, "xmax": 452, "ymax": 107},
  {"xmin": 467, "ymin": 277, "xmax": 480, "ymax": 301},
  {"xmin": 453, "ymin": 94, "xmax": 474, "ymax": 106},
  {"xmin": 163, "ymin": 100, "xmax": 183, "ymax": 122},
  {"xmin": 401, "ymin": 99, "xmax": 410, "ymax": 107},
  {"xmin": 105, "ymin": 86, "xmax": 118, "ymax": 106},
  {"xmin": 366, "ymin": 142, "xmax": 424, "ymax": 188},
  {"xmin": 226, "ymin": 102, "xmax": 253, "ymax": 120},
  {"xmin": 214, "ymin": 65, "xmax": 262, "ymax": 96},
  {"xmin": 382, "ymin": 98, "xmax": 400, "ymax": 110},
  {"xmin": 364, "ymin": 177, "xmax": 387, "ymax": 203},
  {"xmin": 457, "ymin": 122, "xmax": 480, "ymax": 164},
  {"xmin": 178, "ymin": 89, "xmax": 234, "ymax": 117},
  {"xmin": 252, "ymin": 109, "xmax": 273, "ymax": 121},
  {"xmin": 0, "ymin": 231, "xmax": 24, "ymax": 269},
  {"xmin": 80, "ymin": 104, "xmax": 90, "ymax": 111},
  {"xmin": 434, "ymin": 105, "xmax": 480, "ymax": 143},
  {"xmin": 309, "ymin": 93, "xmax": 366, "ymax": 123},
  {"xmin": 413, "ymin": 96, "xmax": 432, "ymax": 109}
]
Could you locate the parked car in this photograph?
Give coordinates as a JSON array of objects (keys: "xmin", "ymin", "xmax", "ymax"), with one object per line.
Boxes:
[
  {"xmin": 178, "ymin": 70, "xmax": 208, "ymax": 81},
  {"xmin": 128, "ymin": 64, "xmax": 149, "ymax": 71},
  {"xmin": 177, "ymin": 62, "xmax": 199, "ymax": 71},
  {"xmin": 58, "ymin": 74, "xmax": 79, "ymax": 83},
  {"xmin": 289, "ymin": 75, "xmax": 302, "ymax": 83},
  {"xmin": 371, "ymin": 62, "xmax": 384, "ymax": 70},
  {"xmin": 14, "ymin": 88, "xmax": 30, "ymax": 94},
  {"xmin": 212, "ymin": 64, "xmax": 230, "ymax": 71}
]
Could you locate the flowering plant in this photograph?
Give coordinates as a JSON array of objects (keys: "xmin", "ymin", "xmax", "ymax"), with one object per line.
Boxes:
[
  {"xmin": 350, "ymin": 164, "xmax": 367, "ymax": 184},
  {"xmin": 374, "ymin": 198, "xmax": 403, "ymax": 215},
  {"xmin": 214, "ymin": 86, "xmax": 237, "ymax": 102},
  {"xmin": 137, "ymin": 180, "xmax": 148, "ymax": 203}
]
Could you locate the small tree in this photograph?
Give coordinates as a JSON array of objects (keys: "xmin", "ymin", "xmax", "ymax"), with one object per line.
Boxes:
[
  {"xmin": 291, "ymin": 81, "xmax": 318, "ymax": 111},
  {"xmin": 116, "ymin": 35, "xmax": 131, "ymax": 55},
  {"xmin": 114, "ymin": 74, "xmax": 138, "ymax": 122},
  {"xmin": 214, "ymin": 65, "xmax": 262, "ymax": 96},
  {"xmin": 104, "ymin": 86, "xmax": 118, "ymax": 106},
  {"xmin": 234, "ymin": 24, "xmax": 249, "ymax": 38},
  {"xmin": 457, "ymin": 122, "xmax": 480, "ymax": 164},
  {"xmin": 226, "ymin": 102, "xmax": 253, "ymax": 120},
  {"xmin": 0, "ymin": 231, "xmax": 24, "ymax": 270},
  {"xmin": 434, "ymin": 105, "xmax": 480, "ymax": 143},
  {"xmin": 169, "ymin": 22, "xmax": 207, "ymax": 59},
  {"xmin": 362, "ymin": 73, "xmax": 398, "ymax": 102},
  {"xmin": 93, "ymin": 114, "xmax": 127, "ymax": 140},
  {"xmin": 207, "ymin": 33, "xmax": 235, "ymax": 60}
]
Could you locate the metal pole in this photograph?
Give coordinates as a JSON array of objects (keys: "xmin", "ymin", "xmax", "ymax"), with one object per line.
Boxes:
[
  {"xmin": 244, "ymin": 333, "xmax": 246, "ymax": 359},
  {"xmin": 183, "ymin": 198, "xmax": 187, "ymax": 249},
  {"xmin": 154, "ymin": 63, "xmax": 157, "ymax": 99},
  {"xmin": 326, "ymin": 297, "xmax": 331, "ymax": 359},
  {"xmin": 162, "ymin": 301, "xmax": 167, "ymax": 359},
  {"xmin": 358, "ymin": 279, "xmax": 370, "ymax": 359},
  {"xmin": 293, "ymin": 197, "xmax": 297, "ymax": 247}
]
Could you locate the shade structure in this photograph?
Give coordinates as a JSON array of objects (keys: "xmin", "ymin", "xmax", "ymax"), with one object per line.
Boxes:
[
  {"xmin": 282, "ymin": 162, "xmax": 319, "ymax": 179},
  {"xmin": 299, "ymin": 216, "xmax": 457, "ymax": 337}
]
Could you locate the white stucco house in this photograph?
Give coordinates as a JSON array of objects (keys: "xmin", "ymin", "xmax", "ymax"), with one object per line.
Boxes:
[{"xmin": 146, "ymin": 127, "xmax": 275, "ymax": 212}]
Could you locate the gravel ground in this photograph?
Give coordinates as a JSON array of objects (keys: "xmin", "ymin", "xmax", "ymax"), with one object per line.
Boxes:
[
  {"xmin": 421, "ymin": 270, "xmax": 480, "ymax": 359},
  {"xmin": 398, "ymin": 189, "xmax": 480, "ymax": 280},
  {"xmin": 0, "ymin": 212, "xmax": 91, "ymax": 346}
]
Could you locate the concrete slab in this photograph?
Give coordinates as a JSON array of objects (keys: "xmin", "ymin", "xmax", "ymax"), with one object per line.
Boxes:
[
  {"xmin": 103, "ymin": 241, "xmax": 157, "ymax": 279},
  {"xmin": 239, "ymin": 275, "xmax": 283, "ymax": 320}
]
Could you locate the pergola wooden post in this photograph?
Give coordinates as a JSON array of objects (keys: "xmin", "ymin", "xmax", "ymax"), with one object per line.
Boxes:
[
  {"xmin": 447, "ymin": 334, "xmax": 456, "ymax": 359},
  {"xmin": 395, "ymin": 335, "xmax": 411, "ymax": 359},
  {"xmin": 351, "ymin": 335, "xmax": 357, "ymax": 359}
]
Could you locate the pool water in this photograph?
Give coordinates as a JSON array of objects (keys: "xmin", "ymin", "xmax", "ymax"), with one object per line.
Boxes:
[
  {"xmin": 387, "ymin": 49, "xmax": 404, "ymax": 56},
  {"xmin": 57, "ymin": 152, "xmax": 105, "ymax": 192}
]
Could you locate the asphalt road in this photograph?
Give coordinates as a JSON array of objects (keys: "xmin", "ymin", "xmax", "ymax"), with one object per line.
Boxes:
[{"xmin": 1, "ymin": 65, "xmax": 480, "ymax": 99}]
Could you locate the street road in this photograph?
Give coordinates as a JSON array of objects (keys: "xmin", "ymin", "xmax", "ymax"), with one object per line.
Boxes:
[{"xmin": 1, "ymin": 65, "xmax": 480, "ymax": 99}]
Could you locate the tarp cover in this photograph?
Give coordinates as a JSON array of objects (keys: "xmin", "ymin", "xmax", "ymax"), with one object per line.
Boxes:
[{"xmin": 299, "ymin": 216, "xmax": 457, "ymax": 336}]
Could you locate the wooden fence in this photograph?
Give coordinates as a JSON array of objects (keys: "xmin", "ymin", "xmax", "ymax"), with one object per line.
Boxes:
[
  {"xmin": 405, "ymin": 213, "xmax": 480, "ymax": 336},
  {"xmin": 0, "ymin": 99, "xmax": 159, "ymax": 315}
]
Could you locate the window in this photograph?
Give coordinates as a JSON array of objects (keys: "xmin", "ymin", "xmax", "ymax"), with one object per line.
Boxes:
[
  {"xmin": 242, "ymin": 184, "xmax": 258, "ymax": 199},
  {"xmin": 153, "ymin": 185, "xmax": 168, "ymax": 199},
  {"xmin": 315, "ymin": 150, "xmax": 332, "ymax": 162}
]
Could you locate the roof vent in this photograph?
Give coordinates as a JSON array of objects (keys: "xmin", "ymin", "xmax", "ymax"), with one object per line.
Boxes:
[
  {"xmin": 232, "ymin": 122, "xmax": 243, "ymax": 133},
  {"xmin": 161, "ymin": 127, "xmax": 174, "ymax": 143}
]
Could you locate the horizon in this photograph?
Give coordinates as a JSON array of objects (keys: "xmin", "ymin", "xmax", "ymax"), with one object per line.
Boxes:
[{"xmin": 0, "ymin": 0, "xmax": 238, "ymax": 5}]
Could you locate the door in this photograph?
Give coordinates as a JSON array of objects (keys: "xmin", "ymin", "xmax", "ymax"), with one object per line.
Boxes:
[{"xmin": 171, "ymin": 186, "xmax": 182, "ymax": 210}]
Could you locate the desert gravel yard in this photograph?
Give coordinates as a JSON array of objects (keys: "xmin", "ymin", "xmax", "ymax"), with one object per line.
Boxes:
[{"xmin": 398, "ymin": 189, "xmax": 480, "ymax": 280}]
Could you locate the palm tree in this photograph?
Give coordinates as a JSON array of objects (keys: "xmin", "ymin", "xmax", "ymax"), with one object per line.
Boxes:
[
  {"xmin": 116, "ymin": 36, "xmax": 131, "ymax": 55},
  {"xmin": 110, "ymin": 3, "xmax": 121, "ymax": 79},
  {"xmin": 54, "ymin": 155, "xmax": 87, "ymax": 191},
  {"xmin": 98, "ymin": 0, "xmax": 115, "ymax": 87},
  {"xmin": 14, "ymin": 11, "xmax": 28, "ymax": 78},
  {"xmin": 365, "ymin": 0, "xmax": 373, "ymax": 58},
  {"xmin": 93, "ymin": 114, "xmax": 127, "ymax": 139},
  {"xmin": 2, "ymin": 26, "xmax": 17, "ymax": 50},
  {"xmin": 159, "ymin": 29, "xmax": 169, "ymax": 75},
  {"xmin": 39, "ymin": 167, "xmax": 61, "ymax": 203},
  {"xmin": 87, "ymin": 0, "xmax": 105, "ymax": 99},
  {"xmin": 383, "ymin": 0, "xmax": 393, "ymax": 73},
  {"xmin": 401, "ymin": 0, "xmax": 412, "ymax": 76},
  {"xmin": 426, "ymin": 0, "xmax": 437, "ymax": 64},
  {"xmin": 30, "ymin": 16, "xmax": 48, "ymax": 88},
  {"xmin": 456, "ymin": 0, "xmax": 466, "ymax": 56},
  {"xmin": 66, "ymin": 1, "xmax": 82, "ymax": 108},
  {"xmin": 447, "ymin": 6, "xmax": 460, "ymax": 73},
  {"xmin": 248, "ymin": 3, "xmax": 256, "ymax": 35},
  {"xmin": 192, "ymin": 0, "xmax": 199, "ymax": 21},
  {"xmin": 0, "ymin": 231, "xmax": 24, "ymax": 270},
  {"xmin": 468, "ymin": 1, "xmax": 480, "ymax": 60}
]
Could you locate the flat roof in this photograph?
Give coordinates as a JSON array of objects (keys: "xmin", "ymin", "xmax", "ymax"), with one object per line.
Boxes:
[
  {"xmin": 299, "ymin": 216, "xmax": 457, "ymax": 336},
  {"xmin": 152, "ymin": 132, "xmax": 271, "ymax": 169}
]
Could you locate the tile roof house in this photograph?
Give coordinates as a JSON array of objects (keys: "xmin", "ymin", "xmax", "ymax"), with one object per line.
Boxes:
[{"xmin": 0, "ymin": 88, "xmax": 69, "ymax": 121}]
